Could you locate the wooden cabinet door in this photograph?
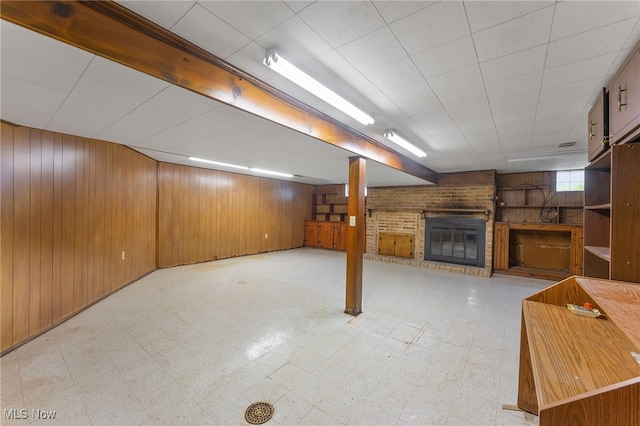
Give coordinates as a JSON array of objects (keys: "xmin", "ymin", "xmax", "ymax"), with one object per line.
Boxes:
[
  {"xmin": 493, "ymin": 223, "xmax": 509, "ymax": 271},
  {"xmin": 587, "ymin": 91, "xmax": 606, "ymax": 161},
  {"xmin": 378, "ymin": 233, "xmax": 396, "ymax": 256},
  {"xmin": 395, "ymin": 235, "xmax": 414, "ymax": 258},
  {"xmin": 332, "ymin": 223, "xmax": 346, "ymax": 251},
  {"xmin": 610, "ymin": 46, "xmax": 640, "ymax": 145},
  {"xmin": 304, "ymin": 221, "xmax": 319, "ymax": 247},
  {"xmin": 317, "ymin": 222, "xmax": 334, "ymax": 249}
]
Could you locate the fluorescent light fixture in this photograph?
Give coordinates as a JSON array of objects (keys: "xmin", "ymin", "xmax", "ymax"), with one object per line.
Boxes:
[
  {"xmin": 263, "ymin": 48, "xmax": 374, "ymax": 126},
  {"xmin": 383, "ymin": 129, "xmax": 427, "ymax": 158},
  {"xmin": 187, "ymin": 156, "xmax": 248, "ymax": 170},
  {"xmin": 250, "ymin": 168, "xmax": 294, "ymax": 178},
  {"xmin": 505, "ymin": 150, "xmax": 587, "ymax": 163}
]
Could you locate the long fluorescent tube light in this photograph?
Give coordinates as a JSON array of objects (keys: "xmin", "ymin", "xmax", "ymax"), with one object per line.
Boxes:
[
  {"xmin": 250, "ymin": 168, "xmax": 294, "ymax": 178},
  {"xmin": 505, "ymin": 150, "xmax": 587, "ymax": 163},
  {"xmin": 188, "ymin": 157, "xmax": 248, "ymax": 170},
  {"xmin": 263, "ymin": 48, "xmax": 375, "ymax": 126},
  {"xmin": 384, "ymin": 129, "xmax": 427, "ymax": 158}
]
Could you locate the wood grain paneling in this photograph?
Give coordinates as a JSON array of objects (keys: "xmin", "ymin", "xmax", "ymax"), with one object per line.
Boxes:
[
  {"xmin": 0, "ymin": 123, "xmax": 157, "ymax": 353},
  {"xmin": 157, "ymin": 163, "xmax": 313, "ymax": 268}
]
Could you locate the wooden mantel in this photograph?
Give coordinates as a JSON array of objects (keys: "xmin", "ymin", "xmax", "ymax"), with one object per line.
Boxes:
[{"xmin": 367, "ymin": 206, "xmax": 491, "ymax": 219}]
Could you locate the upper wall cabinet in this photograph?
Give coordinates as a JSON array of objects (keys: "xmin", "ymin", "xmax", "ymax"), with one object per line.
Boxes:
[
  {"xmin": 609, "ymin": 41, "xmax": 640, "ymax": 145},
  {"xmin": 587, "ymin": 88, "xmax": 608, "ymax": 162}
]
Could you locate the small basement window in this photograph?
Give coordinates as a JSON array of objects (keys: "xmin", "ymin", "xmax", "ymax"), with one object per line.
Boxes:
[{"xmin": 556, "ymin": 170, "xmax": 584, "ymax": 191}]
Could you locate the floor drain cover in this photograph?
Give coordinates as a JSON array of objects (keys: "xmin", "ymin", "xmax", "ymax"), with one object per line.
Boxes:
[{"xmin": 245, "ymin": 402, "xmax": 274, "ymax": 424}]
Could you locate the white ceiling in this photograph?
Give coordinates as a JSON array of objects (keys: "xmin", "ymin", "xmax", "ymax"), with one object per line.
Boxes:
[{"xmin": 2, "ymin": 1, "xmax": 639, "ymax": 186}]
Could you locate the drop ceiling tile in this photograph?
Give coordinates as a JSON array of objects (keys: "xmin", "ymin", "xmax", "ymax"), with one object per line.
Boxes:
[
  {"xmin": 485, "ymin": 71, "xmax": 543, "ymax": 100},
  {"xmin": 46, "ymin": 76, "xmax": 155, "ymax": 138},
  {"xmin": 480, "ymin": 45, "xmax": 547, "ymax": 84},
  {"xmin": 372, "ymin": 1, "xmax": 435, "ymax": 24},
  {"xmin": 338, "ymin": 27, "xmax": 406, "ymax": 73},
  {"xmin": 117, "ymin": 1, "xmax": 195, "ymax": 29},
  {"xmin": 623, "ymin": 18, "xmax": 640, "ymax": 49},
  {"xmin": 198, "ymin": 1, "xmax": 294, "ymax": 40},
  {"xmin": 139, "ymin": 106, "xmax": 255, "ymax": 151},
  {"xmin": 283, "ymin": 1, "xmax": 314, "ymax": 14},
  {"xmin": 438, "ymin": 86, "xmax": 488, "ymax": 111},
  {"xmin": 541, "ymin": 52, "xmax": 618, "ymax": 88},
  {"xmin": 415, "ymin": 109, "xmax": 453, "ymax": 128},
  {"xmin": 473, "ymin": 7, "xmax": 553, "ymax": 62},
  {"xmin": 489, "ymin": 90, "xmax": 539, "ymax": 113},
  {"xmin": 389, "ymin": 1, "xmax": 469, "ymax": 55},
  {"xmin": 464, "ymin": 1, "xmax": 554, "ymax": 33},
  {"xmin": 385, "ymin": 81, "xmax": 439, "ymax": 116},
  {"xmin": 255, "ymin": 16, "xmax": 332, "ymax": 64},
  {"xmin": 538, "ymin": 77, "xmax": 603, "ymax": 105},
  {"xmin": 83, "ymin": 56, "xmax": 170, "ymax": 99},
  {"xmin": 0, "ymin": 75, "xmax": 68, "ymax": 129},
  {"xmin": 96, "ymin": 85, "xmax": 219, "ymax": 144},
  {"xmin": 546, "ymin": 19, "xmax": 637, "ymax": 68},
  {"xmin": 412, "ymin": 36, "xmax": 477, "ymax": 79},
  {"xmin": 298, "ymin": 1, "xmax": 386, "ymax": 48},
  {"xmin": 550, "ymin": 1, "xmax": 640, "ymax": 41},
  {"xmin": 1, "ymin": 21, "xmax": 92, "ymax": 91},
  {"xmin": 365, "ymin": 58, "xmax": 423, "ymax": 91},
  {"xmin": 171, "ymin": 4, "xmax": 252, "ymax": 59},
  {"xmin": 427, "ymin": 65, "xmax": 483, "ymax": 97}
]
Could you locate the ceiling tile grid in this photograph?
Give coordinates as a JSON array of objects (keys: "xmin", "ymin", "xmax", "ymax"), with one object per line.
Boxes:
[{"xmin": 2, "ymin": 1, "xmax": 640, "ymax": 185}]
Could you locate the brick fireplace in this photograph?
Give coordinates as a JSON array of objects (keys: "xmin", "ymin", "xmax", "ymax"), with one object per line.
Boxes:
[{"xmin": 364, "ymin": 174, "xmax": 495, "ymax": 277}]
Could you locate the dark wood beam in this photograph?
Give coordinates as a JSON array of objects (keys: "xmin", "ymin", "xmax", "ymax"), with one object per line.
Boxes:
[
  {"xmin": 0, "ymin": 1, "xmax": 438, "ymax": 184},
  {"xmin": 345, "ymin": 156, "xmax": 366, "ymax": 316}
]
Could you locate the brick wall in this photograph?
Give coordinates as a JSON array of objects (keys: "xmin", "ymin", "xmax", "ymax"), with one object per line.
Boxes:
[{"xmin": 365, "ymin": 184, "xmax": 495, "ymax": 277}]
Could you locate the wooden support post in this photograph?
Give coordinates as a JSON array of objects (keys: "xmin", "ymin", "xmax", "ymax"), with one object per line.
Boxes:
[{"xmin": 345, "ymin": 156, "xmax": 366, "ymax": 316}]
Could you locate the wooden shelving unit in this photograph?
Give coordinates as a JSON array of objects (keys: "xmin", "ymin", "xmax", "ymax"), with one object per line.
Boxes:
[
  {"xmin": 306, "ymin": 184, "xmax": 348, "ymax": 251},
  {"xmin": 311, "ymin": 184, "xmax": 348, "ymax": 222},
  {"xmin": 583, "ymin": 144, "xmax": 640, "ymax": 282},
  {"xmin": 496, "ymin": 172, "xmax": 583, "ymax": 225}
]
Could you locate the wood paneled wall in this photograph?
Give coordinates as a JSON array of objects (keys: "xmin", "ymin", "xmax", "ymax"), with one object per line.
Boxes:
[
  {"xmin": 157, "ymin": 163, "xmax": 313, "ymax": 267},
  {"xmin": 1, "ymin": 123, "xmax": 157, "ymax": 352}
]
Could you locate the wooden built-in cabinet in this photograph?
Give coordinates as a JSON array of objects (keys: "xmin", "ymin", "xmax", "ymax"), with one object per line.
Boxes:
[
  {"xmin": 587, "ymin": 88, "xmax": 609, "ymax": 162},
  {"xmin": 378, "ymin": 232, "xmax": 414, "ymax": 259},
  {"xmin": 304, "ymin": 220, "xmax": 346, "ymax": 251},
  {"xmin": 306, "ymin": 184, "xmax": 348, "ymax": 251},
  {"xmin": 609, "ymin": 41, "xmax": 640, "ymax": 145},
  {"xmin": 494, "ymin": 222, "xmax": 583, "ymax": 280},
  {"xmin": 517, "ymin": 276, "xmax": 640, "ymax": 425},
  {"xmin": 583, "ymin": 144, "xmax": 640, "ymax": 282}
]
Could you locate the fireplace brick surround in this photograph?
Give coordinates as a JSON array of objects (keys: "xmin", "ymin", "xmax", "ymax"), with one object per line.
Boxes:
[{"xmin": 365, "ymin": 181, "xmax": 495, "ymax": 277}]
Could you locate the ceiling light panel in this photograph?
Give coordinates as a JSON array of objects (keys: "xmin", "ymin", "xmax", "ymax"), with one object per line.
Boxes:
[{"xmin": 263, "ymin": 48, "xmax": 374, "ymax": 125}]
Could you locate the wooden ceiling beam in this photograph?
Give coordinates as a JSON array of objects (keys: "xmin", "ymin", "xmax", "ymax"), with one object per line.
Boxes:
[{"xmin": 1, "ymin": 1, "xmax": 438, "ymax": 184}]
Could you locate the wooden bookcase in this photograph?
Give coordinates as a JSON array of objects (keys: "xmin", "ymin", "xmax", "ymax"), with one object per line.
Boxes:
[
  {"xmin": 583, "ymin": 144, "xmax": 640, "ymax": 282},
  {"xmin": 311, "ymin": 184, "xmax": 348, "ymax": 222},
  {"xmin": 305, "ymin": 184, "xmax": 348, "ymax": 251}
]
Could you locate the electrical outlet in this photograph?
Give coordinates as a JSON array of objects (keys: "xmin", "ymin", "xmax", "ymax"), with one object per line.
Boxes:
[
  {"xmin": 121, "ymin": 251, "xmax": 125, "ymax": 261},
  {"xmin": 264, "ymin": 233, "xmax": 268, "ymax": 239}
]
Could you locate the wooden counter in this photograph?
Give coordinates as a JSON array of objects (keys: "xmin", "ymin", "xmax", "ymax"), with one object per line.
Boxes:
[{"xmin": 517, "ymin": 276, "xmax": 640, "ymax": 425}]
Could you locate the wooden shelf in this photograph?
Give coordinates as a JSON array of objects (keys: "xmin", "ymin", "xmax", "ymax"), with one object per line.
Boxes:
[
  {"xmin": 585, "ymin": 245, "xmax": 611, "ymax": 262},
  {"xmin": 500, "ymin": 205, "xmax": 581, "ymax": 209},
  {"xmin": 584, "ymin": 144, "xmax": 639, "ymax": 282},
  {"xmin": 584, "ymin": 203, "xmax": 611, "ymax": 210}
]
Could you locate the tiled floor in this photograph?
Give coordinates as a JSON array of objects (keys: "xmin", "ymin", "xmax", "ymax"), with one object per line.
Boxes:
[{"xmin": 1, "ymin": 248, "xmax": 548, "ymax": 425}]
